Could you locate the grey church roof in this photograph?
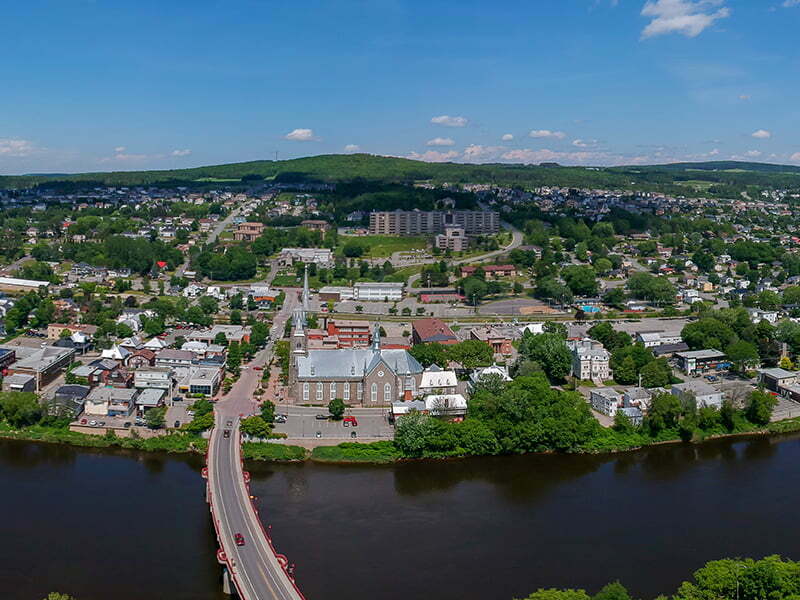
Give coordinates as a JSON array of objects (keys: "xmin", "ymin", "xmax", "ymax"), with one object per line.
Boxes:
[{"xmin": 296, "ymin": 348, "xmax": 423, "ymax": 380}]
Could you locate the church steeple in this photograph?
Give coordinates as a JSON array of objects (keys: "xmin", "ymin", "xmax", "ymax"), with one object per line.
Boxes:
[
  {"xmin": 302, "ymin": 264, "xmax": 310, "ymax": 312},
  {"xmin": 372, "ymin": 323, "xmax": 381, "ymax": 352}
]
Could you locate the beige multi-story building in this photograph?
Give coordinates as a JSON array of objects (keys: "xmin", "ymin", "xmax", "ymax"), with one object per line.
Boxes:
[
  {"xmin": 233, "ymin": 222, "xmax": 265, "ymax": 242},
  {"xmin": 568, "ymin": 338, "xmax": 611, "ymax": 382},
  {"xmin": 435, "ymin": 227, "xmax": 468, "ymax": 252},
  {"xmin": 369, "ymin": 210, "xmax": 499, "ymax": 236}
]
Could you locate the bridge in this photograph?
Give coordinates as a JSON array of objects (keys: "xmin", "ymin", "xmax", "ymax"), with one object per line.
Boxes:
[{"xmin": 204, "ymin": 289, "xmax": 306, "ymax": 599}]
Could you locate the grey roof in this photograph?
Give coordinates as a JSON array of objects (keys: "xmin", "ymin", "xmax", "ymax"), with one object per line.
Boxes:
[
  {"xmin": 55, "ymin": 385, "xmax": 91, "ymax": 400},
  {"xmin": 760, "ymin": 367, "xmax": 795, "ymax": 380},
  {"xmin": 13, "ymin": 346, "xmax": 74, "ymax": 372},
  {"xmin": 676, "ymin": 349, "xmax": 726, "ymax": 360},
  {"xmin": 71, "ymin": 365, "xmax": 97, "ymax": 377},
  {"xmin": 296, "ymin": 348, "xmax": 423, "ymax": 380},
  {"xmin": 672, "ymin": 381, "xmax": 720, "ymax": 397},
  {"xmin": 4, "ymin": 373, "xmax": 35, "ymax": 386},
  {"xmin": 136, "ymin": 388, "xmax": 165, "ymax": 407}
]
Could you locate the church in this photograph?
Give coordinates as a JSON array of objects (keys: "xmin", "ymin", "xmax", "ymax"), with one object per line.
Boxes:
[{"xmin": 288, "ymin": 269, "xmax": 424, "ymax": 407}]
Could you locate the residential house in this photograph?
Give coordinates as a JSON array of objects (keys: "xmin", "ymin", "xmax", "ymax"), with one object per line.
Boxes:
[{"xmin": 412, "ymin": 318, "xmax": 459, "ymax": 345}]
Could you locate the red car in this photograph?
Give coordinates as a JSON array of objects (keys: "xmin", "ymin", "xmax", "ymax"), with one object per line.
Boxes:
[
  {"xmin": 343, "ymin": 416, "xmax": 358, "ymax": 427},
  {"xmin": 253, "ymin": 366, "xmax": 263, "ymax": 371},
  {"xmin": 235, "ymin": 533, "xmax": 245, "ymax": 546}
]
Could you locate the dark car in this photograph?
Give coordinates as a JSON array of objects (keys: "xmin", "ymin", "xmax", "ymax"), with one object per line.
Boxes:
[
  {"xmin": 174, "ymin": 420, "xmax": 181, "ymax": 428},
  {"xmin": 315, "ymin": 414, "xmax": 328, "ymax": 420},
  {"xmin": 173, "ymin": 396, "xmax": 183, "ymax": 403},
  {"xmin": 123, "ymin": 421, "xmax": 132, "ymax": 428},
  {"xmin": 234, "ymin": 533, "xmax": 245, "ymax": 546},
  {"xmin": 226, "ymin": 419, "xmax": 233, "ymax": 427},
  {"xmin": 223, "ymin": 429, "xmax": 231, "ymax": 439}
]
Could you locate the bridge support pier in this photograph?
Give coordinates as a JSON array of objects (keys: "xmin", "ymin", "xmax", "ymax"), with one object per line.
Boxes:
[{"xmin": 222, "ymin": 566, "xmax": 234, "ymax": 596}]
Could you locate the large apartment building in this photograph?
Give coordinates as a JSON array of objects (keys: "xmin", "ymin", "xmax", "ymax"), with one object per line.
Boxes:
[{"xmin": 369, "ymin": 209, "xmax": 500, "ymax": 236}]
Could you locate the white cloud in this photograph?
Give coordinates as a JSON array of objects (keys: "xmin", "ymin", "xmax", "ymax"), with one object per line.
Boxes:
[
  {"xmin": 426, "ymin": 137, "xmax": 456, "ymax": 147},
  {"xmin": 744, "ymin": 150, "xmax": 762, "ymax": 158},
  {"xmin": 640, "ymin": 0, "xmax": 730, "ymax": 39},
  {"xmin": 529, "ymin": 129, "xmax": 566, "ymax": 139},
  {"xmin": 171, "ymin": 149, "xmax": 192, "ymax": 157},
  {"xmin": 0, "ymin": 139, "xmax": 37, "ymax": 157},
  {"xmin": 284, "ymin": 128, "xmax": 318, "ymax": 141},
  {"xmin": 462, "ymin": 145, "xmax": 506, "ymax": 162},
  {"xmin": 709, "ymin": 148, "xmax": 720, "ymax": 156},
  {"xmin": 114, "ymin": 146, "xmax": 126, "ymax": 153},
  {"xmin": 752, "ymin": 129, "xmax": 772, "ymax": 139},
  {"xmin": 430, "ymin": 115, "xmax": 468, "ymax": 127},
  {"xmin": 407, "ymin": 150, "xmax": 459, "ymax": 162},
  {"xmin": 344, "ymin": 144, "xmax": 360, "ymax": 152},
  {"xmin": 572, "ymin": 139, "xmax": 599, "ymax": 148},
  {"xmin": 738, "ymin": 94, "xmax": 751, "ymax": 101},
  {"xmin": 783, "ymin": 0, "xmax": 800, "ymax": 6},
  {"xmin": 790, "ymin": 152, "xmax": 800, "ymax": 162},
  {"xmin": 501, "ymin": 133, "xmax": 514, "ymax": 141}
]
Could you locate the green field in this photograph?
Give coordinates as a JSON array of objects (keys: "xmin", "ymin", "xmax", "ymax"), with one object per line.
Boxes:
[{"xmin": 342, "ymin": 234, "xmax": 428, "ymax": 258}]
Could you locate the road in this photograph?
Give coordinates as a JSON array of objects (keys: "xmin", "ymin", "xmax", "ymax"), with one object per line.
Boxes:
[
  {"xmin": 206, "ymin": 293, "xmax": 303, "ymax": 600},
  {"xmin": 407, "ymin": 219, "xmax": 524, "ymax": 288},
  {"xmin": 176, "ymin": 208, "xmax": 241, "ymax": 277}
]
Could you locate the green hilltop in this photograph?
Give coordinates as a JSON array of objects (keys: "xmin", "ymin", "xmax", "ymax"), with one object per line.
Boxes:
[{"xmin": 2, "ymin": 154, "xmax": 799, "ymax": 197}]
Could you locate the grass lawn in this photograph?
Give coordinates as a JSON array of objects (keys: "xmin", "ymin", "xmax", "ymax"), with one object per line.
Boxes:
[
  {"xmin": 311, "ymin": 441, "xmax": 400, "ymax": 463},
  {"xmin": 242, "ymin": 442, "xmax": 307, "ymax": 461},
  {"xmin": 341, "ymin": 235, "xmax": 428, "ymax": 258}
]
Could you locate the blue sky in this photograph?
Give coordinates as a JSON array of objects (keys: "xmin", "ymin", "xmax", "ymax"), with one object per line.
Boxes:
[{"xmin": 2, "ymin": 0, "xmax": 799, "ymax": 173}]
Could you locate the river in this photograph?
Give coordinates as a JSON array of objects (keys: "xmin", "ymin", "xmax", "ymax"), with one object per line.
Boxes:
[{"xmin": 1, "ymin": 434, "xmax": 799, "ymax": 600}]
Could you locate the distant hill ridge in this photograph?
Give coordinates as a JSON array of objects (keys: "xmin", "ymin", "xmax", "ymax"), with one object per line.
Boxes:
[{"xmin": 1, "ymin": 154, "xmax": 799, "ymax": 193}]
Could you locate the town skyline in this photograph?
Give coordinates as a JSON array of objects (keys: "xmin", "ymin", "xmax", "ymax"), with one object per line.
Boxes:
[{"xmin": 3, "ymin": 0, "xmax": 800, "ymax": 174}]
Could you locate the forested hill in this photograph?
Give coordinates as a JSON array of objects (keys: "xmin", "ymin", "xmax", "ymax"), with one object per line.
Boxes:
[{"xmin": 2, "ymin": 154, "xmax": 800, "ymax": 196}]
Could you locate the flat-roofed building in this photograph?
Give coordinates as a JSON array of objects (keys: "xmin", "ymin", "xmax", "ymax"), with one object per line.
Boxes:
[
  {"xmin": 675, "ymin": 349, "xmax": 727, "ymax": 375},
  {"xmin": 0, "ymin": 276, "xmax": 50, "ymax": 293},
  {"xmin": 369, "ymin": 209, "xmax": 499, "ymax": 236},
  {"xmin": 5, "ymin": 345, "xmax": 75, "ymax": 392}
]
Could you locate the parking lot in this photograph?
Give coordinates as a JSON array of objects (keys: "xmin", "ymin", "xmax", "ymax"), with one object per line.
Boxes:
[{"xmin": 271, "ymin": 406, "xmax": 395, "ymax": 441}]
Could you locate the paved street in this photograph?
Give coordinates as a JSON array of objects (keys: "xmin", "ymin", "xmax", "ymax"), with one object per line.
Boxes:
[{"xmin": 271, "ymin": 405, "xmax": 394, "ymax": 441}]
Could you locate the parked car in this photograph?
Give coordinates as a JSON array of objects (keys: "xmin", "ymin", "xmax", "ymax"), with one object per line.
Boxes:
[
  {"xmin": 343, "ymin": 416, "xmax": 358, "ymax": 427},
  {"xmin": 315, "ymin": 414, "xmax": 328, "ymax": 420},
  {"xmin": 123, "ymin": 421, "xmax": 132, "ymax": 428},
  {"xmin": 253, "ymin": 366, "xmax": 263, "ymax": 371},
  {"xmin": 275, "ymin": 415, "xmax": 287, "ymax": 424},
  {"xmin": 173, "ymin": 396, "xmax": 183, "ymax": 403},
  {"xmin": 315, "ymin": 431, "xmax": 322, "ymax": 438},
  {"xmin": 80, "ymin": 418, "xmax": 87, "ymax": 425},
  {"xmin": 234, "ymin": 533, "xmax": 245, "ymax": 546},
  {"xmin": 174, "ymin": 420, "xmax": 181, "ymax": 428},
  {"xmin": 350, "ymin": 431, "xmax": 357, "ymax": 439},
  {"xmin": 89, "ymin": 420, "xmax": 98, "ymax": 426}
]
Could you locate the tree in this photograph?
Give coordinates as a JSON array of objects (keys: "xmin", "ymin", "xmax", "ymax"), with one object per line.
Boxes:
[
  {"xmin": 199, "ymin": 296, "xmax": 219, "ymax": 315},
  {"xmin": 145, "ymin": 406, "xmax": 166, "ymax": 429},
  {"xmin": 328, "ymin": 397, "xmax": 345, "ymax": 420},
  {"xmin": 591, "ymin": 582, "xmax": 632, "ymax": 600},
  {"xmin": 521, "ymin": 590, "xmax": 590, "ymax": 600},
  {"xmin": 682, "ymin": 318, "xmax": 736, "ymax": 351},
  {"xmin": 251, "ymin": 322, "xmax": 269, "ymax": 347},
  {"xmin": 519, "ymin": 332, "xmax": 573, "ymax": 382},
  {"xmin": 726, "ymin": 340, "xmax": 760, "ymax": 373},
  {"xmin": 214, "ymin": 332, "xmax": 228, "ymax": 346},
  {"xmin": 639, "ymin": 359, "xmax": 671, "ymax": 388},
  {"xmin": 645, "ymin": 392, "xmax": 681, "ymax": 435},
  {"xmin": 183, "ymin": 411, "xmax": 214, "ymax": 433},
  {"xmin": 0, "ymin": 392, "xmax": 42, "ymax": 428},
  {"xmin": 240, "ymin": 415, "xmax": 272, "ymax": 438},
  {"xmin": 227, "ymin": 341, "xmax": 242, "ymax": 374},
  {"xmin": 260, "ymin": 400, "xmax": 276, "ymax": 423},
  {"xmin": 463, "ymin": 276, "xmax": 489, "ymax": 305},
  {"xmin": 447, "ymin": 340, "xmax": 493, "ymax": 368},
  {"xmin": 613, "ymin": 410, "xmax": 635, "ymax": 433},
  {"xmin": 614, "ymin": 356, "xmax": 637, "ymax": 385},
  {"xmin": 409, "ymin": 343, "xmax": 449, "ymax": 368},
  {"xmin": 42, "ymin": 594, "xmax": 77, "ymax": 600},
  {"xmin": 746, "ymin": 390, "xmax": 777, "ymax": 425},
  {"xmin": 561, "ymin": 265, "xmax": 598, "ymax": 297}
]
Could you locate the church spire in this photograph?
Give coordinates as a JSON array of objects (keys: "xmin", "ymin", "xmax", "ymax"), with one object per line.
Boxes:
[
  {"xmin": 302, "ymin": 264, "xmax": 310, "ymax": 312},
  {"xmin": 372, "ymin": 323, "xmax": 381, "ymax": 351}
]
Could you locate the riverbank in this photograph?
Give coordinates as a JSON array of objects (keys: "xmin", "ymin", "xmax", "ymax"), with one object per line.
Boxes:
[
  {"xmin": 0, "ymin": 422, "xmax": 309, "ymax": 462},
  {"xmin": 5, "ymin": 414, "xmax": 800, "ymax": 466}
]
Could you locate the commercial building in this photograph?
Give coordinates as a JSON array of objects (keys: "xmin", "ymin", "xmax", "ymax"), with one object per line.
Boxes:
[
  {"xmin": 134, "ymin": 367, "xmax": 174, "ymax": 391},
  {"xmin": 278, "ymin": 247, "xmax": 334, "ymax": 268},
  {"xmin": 671, "ymin": 381, "xmax": 723, "ymax": 409},
  {"xmin": 188, "ymin": 325, "xmax": 251, "ymax": 344},
  {"xmin": 5, "ymin": 345, "xmax": 75, "ymax": 392},
  {"xmin": 675, "ymin": 349, "xmax": 728, "ymax": 375},
  {"xmin": 759, "ymin": 368, "xmax": 798, "ymax": 393},
  {"xmin": 635, "ymin": 330, "xmax": 683, "ymax": 348},
  {"xmin": 85, "ymin": 387, "xmax": 138, "ymax": 417},
  {"xmin": 0, "ymin": 276, "xmax": 50, "ymax": 293},
  {"xmin": 2, "ymin": 373, "xmax": 35, "ymax": 393},
  {"xmin": 369, "ymin": 209, "xmax": 500, "ymax": 236},
  {"xmin": 469, "ymin": 326, "xmax": 515, "ymax": 356},
  {"xmin": 353, "ymin": 282, "xmax": 404, "ymax": 302},
  {"xmin": 460, "ymin": 265, "xmax": 517, "ymax": 279}
]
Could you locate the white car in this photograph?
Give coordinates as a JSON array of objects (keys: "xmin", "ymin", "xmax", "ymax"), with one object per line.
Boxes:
[{"xmin": 89, "ymin": 420, "xmax": 98, "ymax": 427}]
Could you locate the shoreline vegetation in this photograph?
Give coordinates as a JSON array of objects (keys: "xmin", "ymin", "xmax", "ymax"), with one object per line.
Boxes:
[{"xmin": 3, "ymin": 414, "xmax": 800, "ymax": 465}]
